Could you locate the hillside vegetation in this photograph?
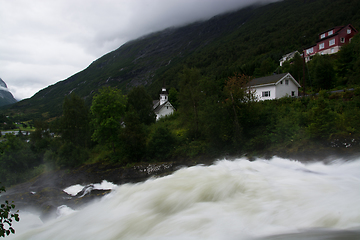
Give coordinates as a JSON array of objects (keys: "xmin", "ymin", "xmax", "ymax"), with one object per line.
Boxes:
[
  {"xmin": 3, "ymin": 0, "xmax": 360, "ymax": 120},
  {"xmin": 1, "ymin": 0, "xmax": 360, "ymax": 187}
]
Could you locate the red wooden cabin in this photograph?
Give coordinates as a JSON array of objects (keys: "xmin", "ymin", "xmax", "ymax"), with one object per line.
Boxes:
[{"xmin": 304, "ymin": 24, "xmax": 358, "ymax": 61}]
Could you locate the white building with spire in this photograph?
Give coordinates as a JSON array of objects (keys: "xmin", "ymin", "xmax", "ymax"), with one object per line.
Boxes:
[{"xmin": 153, "ymin": 87, "xmax": 176, "ymax": 120}]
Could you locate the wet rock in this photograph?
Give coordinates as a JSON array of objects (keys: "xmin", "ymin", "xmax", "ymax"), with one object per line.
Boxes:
[
  {"xmin": 75, "ymin": 184, "xmax": 95, "ymax": 198},
  {"xmin": 1, "ymin": 161, "xmax": 195, "ymax": 214}
]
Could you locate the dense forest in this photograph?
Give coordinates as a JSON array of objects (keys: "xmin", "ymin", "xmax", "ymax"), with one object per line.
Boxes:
[{"xmin": 1, "ymin": 32, "xmax": 360, "ymax": 187}]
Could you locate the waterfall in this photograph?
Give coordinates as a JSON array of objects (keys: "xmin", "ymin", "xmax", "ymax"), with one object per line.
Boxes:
[{"xmin": 8, "ymin": 156, "xmax": 360, "ymax": 240}]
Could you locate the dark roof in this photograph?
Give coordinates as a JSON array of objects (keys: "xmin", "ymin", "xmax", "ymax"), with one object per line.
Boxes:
[
  {"xmin": 153, "ymin": 103, "xmax": 163, "ymax": 114},
  {"xmin": 153, "ymin": 100, "xmax": 160, "ymax": 108},
  {"xmin": 281, "ymin": 51, "xmax": 299, "ymax": 60},
  {"xmin": 247, "ymin": 73, "xmax": 288, "ymax": 87},
  {"xmin": 153, "ymin": 100, "xmax": 175, "ymax": 114},
  {"xmin": 318, "ymin": 25, "xmax": 344, "ymax": 36},
  {"xmin": 317, "ymin": 24, "xmax": 358, "ymax": 42}
]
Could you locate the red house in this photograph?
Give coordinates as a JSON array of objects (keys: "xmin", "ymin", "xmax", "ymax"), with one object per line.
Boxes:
[{"xmin": 304, "ymin": 24, "xmax": 358, "ymax": 61}]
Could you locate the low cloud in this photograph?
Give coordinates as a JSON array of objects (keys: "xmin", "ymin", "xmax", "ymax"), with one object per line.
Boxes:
[
  {"xmin": 0, "ymin": 0, "xmax": 280, "ymax": 100},
  {"xmin": 0, "ymin": 86, "xmax": 9, "ymax": 92}
]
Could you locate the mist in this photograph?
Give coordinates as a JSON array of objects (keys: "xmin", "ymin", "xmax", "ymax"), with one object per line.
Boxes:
[{"xmin": 0, "ymin": 0, "xmax": 281, "ymax": 100}]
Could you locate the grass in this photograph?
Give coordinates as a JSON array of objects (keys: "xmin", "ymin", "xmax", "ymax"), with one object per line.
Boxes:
[
  {"xmin": 0, "ymin": 123, "xmax": 34, "ymax": 141},
  {"xmin": 15, "ymin": 122, "xmax": 35, "ymax": 132}
]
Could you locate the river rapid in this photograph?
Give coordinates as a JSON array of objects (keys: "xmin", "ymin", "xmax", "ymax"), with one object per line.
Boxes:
[{"xmin": 8, "ymin": 156, "xmax": 360, "ymax": 240}]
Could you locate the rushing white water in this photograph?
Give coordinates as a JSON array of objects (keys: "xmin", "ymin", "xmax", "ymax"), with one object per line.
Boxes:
[{"xmin": 8, "ymin": 157, "xmax": 360, "ymax": 240}]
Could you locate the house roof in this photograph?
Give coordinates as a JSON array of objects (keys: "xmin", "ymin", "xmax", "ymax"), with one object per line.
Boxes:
[
  {"xmin": 153, "ymin": 100, "xmax": 175, "ymax": 114},
  {"xmin": 247, "ymin": 73, "xmax": 301, "ymax": 88},
  {"xmin": 248, "ymin": 73, "xmax": 287, "ymax": 86},
  {"xmin": 317, "ymin": 24, "xmax": 358, "ymax": 42},
  {"xmin": 281, "ymin": 51, "xmax": 299, "ymax": 60},
  {"xmin": 304, "ymin": 24, "xmax": 358, "ymax": 51},
  {"xmin": 318, "ymin": 25, "xmax": 344, "ymax": 36},
  {"xmin": 153, "ymin": 100, "xmax": 160, "ymax": 109}
]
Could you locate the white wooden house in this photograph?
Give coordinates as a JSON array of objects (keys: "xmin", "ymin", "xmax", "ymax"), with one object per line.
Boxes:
[
  {"xmin": 153, "ymin": 88, "xmax": 176, "ymax": 120},
  {"xmin": 248, "ymin": 73, "xmax": 301, "ymax": 101},
  {"xmin": 279, "ymin": 51, "xmax": 299, "ymax": 66}
]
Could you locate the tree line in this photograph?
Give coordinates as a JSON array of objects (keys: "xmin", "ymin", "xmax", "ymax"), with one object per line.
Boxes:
[{"xmin": 1, "ymin": 34, "xmax": 360, "ymax": 188}]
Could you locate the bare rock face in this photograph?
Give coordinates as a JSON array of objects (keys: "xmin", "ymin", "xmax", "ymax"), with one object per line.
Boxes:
[{"xmin": 0, "ymin": 78, "xmax": 17, "ymax": 106}]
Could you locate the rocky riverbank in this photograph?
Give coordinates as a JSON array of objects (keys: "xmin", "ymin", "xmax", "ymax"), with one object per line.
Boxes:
[{"xmin": 0, "ymin": 159, "xmax": 210, "ymax": 221}]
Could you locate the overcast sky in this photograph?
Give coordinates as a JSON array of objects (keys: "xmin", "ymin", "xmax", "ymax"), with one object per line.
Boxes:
[{"xmin": 0, "ymin": 0, "xmax": 279, "ymax": 100}]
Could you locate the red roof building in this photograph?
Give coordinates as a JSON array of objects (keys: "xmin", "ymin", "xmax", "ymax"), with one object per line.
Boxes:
[{"xmin": 304, "ymin": 24, "xmax": 358, "ymax": 61}]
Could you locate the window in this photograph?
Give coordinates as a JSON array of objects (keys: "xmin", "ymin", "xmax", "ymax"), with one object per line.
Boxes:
[
  {"xmin": 328, "ymin": 30, "xmax": 333, "ymax": 36},
  {"xmin": 320, "ymin": 33, "xmax": 326, "ymax": 39},
  {"xmin": 329, "ymin": 39, "xmax": 335, "ymax": 46},
  {"xmin": 331, "ymin": 48, "xmax": 335, "ymax": 53},
  {"xmin": 291, "ymin": 91, "xmax": 295, "ymax": 97},
  {"xmin": 285, "ymin": 79, "xmax": 289, "ymax": 85},
  {"xmin": 319, "ymin": 42, "xmax": 325, "ymax": 50},
  {"xmin": 280, "ymin": 81, "xmax": 283, "ymax": 84},
  {"xmin": 341, "ymin": 37, "xmax": 345, "ymax": 43},
  {"xmin": 347, "ymin": 28, "xmax": 351, "ymax": 34},
  {"xmin": 262, "ymin": 91, "xmax": 270, "ymax": 97},
  {"xmin": 306, "ymin": 47, "xmax": 313, "ymax": 54}
]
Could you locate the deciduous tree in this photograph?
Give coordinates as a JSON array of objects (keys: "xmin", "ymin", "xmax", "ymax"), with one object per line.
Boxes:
[
  {"xmin": 168, "ymin": 88, "xmax": 179, "ymax": 110},
  {"xmin": 119, "ymin": 108, "xmax": 147, "ymax": 162},
  {"xmin": 91, "ymin": 87, "xmax": 126, "ymax": 152},
  {"xmin": 178, "ymin": 67, "xmax": 204, "ymax": 139},
  {"xmin": 30, "ymin": 120, "xmax": 51, "ymax": 152},
  {"xmin": 126, "ymin": 86, "xmax": 155, "ymax": 125},
  {"xmin": 223, "ymin": 74, "xmax": 255, "ymax": 146},
  {"xmin": 60, "ymin": 93, "xmax": 91, "ymax": 148},
  {"xmin": 309, "ymin": 54, "xmax": 336, "ymax": 90}
]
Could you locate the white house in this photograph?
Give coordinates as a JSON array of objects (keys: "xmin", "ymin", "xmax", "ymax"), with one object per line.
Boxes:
[
  {"xmin": 153, "ymin": 87, "xmax": 176, "ymax": 120},
  {"xmin": 248, "ymin": 73, "xmax": 301, "ymax": 101},
  {"xmin": 279, "ymin": 51, "xmax": 299, "ymax": 66}
]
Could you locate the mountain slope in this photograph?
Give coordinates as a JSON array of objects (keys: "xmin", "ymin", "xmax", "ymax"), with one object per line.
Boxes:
[
  {"xmin": 6, "ymin": 0, "xmax": 360, "ymax": 120},
  {"xmin": 0, "ymin": 78, "xmax": 17, "ymax": 107}
]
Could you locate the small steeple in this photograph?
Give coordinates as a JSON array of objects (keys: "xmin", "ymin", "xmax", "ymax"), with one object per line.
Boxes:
[
  {"xmin": 159, "ymin": 87, "xmax": 168, "ymax": 105},
  {"xmin": 159, "ymin": 81, "xmax": 168, "ymax": 105}
]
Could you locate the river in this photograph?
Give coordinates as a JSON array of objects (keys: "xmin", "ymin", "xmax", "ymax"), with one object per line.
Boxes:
[{"xmin": 8, "ymin": 156, "xmax": 360, "ymax": 239}]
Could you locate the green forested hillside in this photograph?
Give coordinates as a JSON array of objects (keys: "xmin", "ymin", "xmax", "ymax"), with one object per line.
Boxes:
[
  {"xmin": 1, "ymin": 0, "xmax": 360, "ymax": 187},
  {"xmin": 153, "ymin": 0, "xmax": 360, "ymax": 91},
  {"xmin": 3, "ymin": 0, "xmax": 360, "ymax": 120}
]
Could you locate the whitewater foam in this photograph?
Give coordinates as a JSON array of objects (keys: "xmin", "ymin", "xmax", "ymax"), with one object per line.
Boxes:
[{"xmin": 8, "ymin": 156, "xmax": 360, "ymax": 240}]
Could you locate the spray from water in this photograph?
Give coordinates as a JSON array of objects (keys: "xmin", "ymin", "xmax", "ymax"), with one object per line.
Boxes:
[{"xmin": 8, "ymin": 157, "xmax": 360, "ymax": 240}]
